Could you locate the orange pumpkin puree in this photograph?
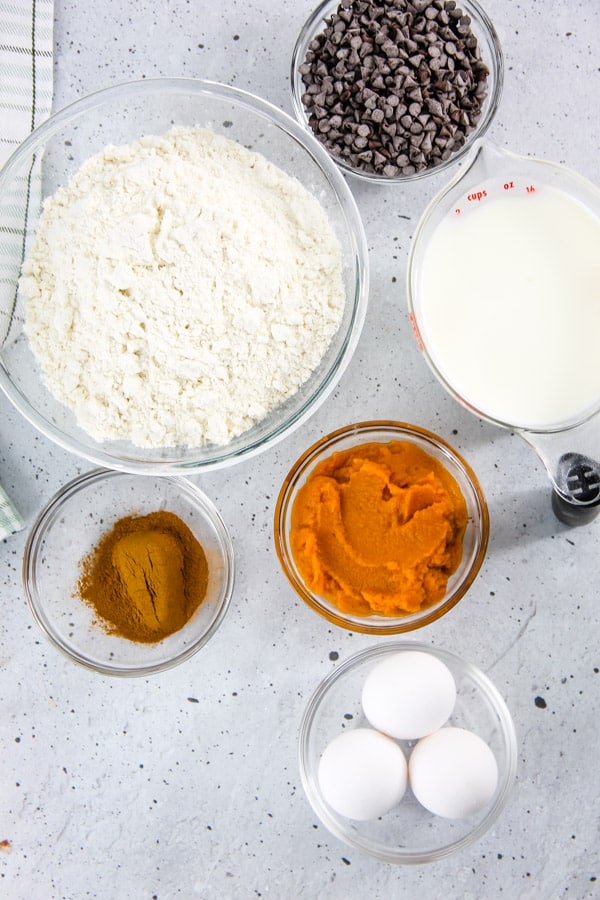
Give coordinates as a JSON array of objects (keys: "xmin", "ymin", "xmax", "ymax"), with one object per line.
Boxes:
[{"xmin": 290, "ymin": 440, "xmax": 468, "ymax": 617}]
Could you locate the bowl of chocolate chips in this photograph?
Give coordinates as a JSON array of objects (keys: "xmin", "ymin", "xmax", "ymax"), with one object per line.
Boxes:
[{"xmin": 291, "ymin": 0, "xmax": 503, "ymax": 181}]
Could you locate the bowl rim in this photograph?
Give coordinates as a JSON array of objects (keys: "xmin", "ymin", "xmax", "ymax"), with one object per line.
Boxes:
[
  {"xmin": 290, "ymin": 0, "xmax": 505, "ymax": 184},
  {"xmin": 22, "ymin": 467, "xmax": 236, "ymax": 677},
  {"xmin": 298, "ymin": 640, "xmax": 518, "ymax": 864},
  {"xmin": 274, "ymin": 420, "xmax": 490, "ymax": 634},
  {"xmin": 0, "ymin": 76, "xmax": 369, "ymax": 474}
]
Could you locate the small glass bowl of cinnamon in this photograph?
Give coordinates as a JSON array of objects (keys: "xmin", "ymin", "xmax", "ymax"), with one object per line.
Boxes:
[
  {"xmin": 274, "ymin": 421, "xmax": 489, "ymax": 634},
  {"xmin": 23, "ymin": 469, "xmax": 235, "ymax": 676}
]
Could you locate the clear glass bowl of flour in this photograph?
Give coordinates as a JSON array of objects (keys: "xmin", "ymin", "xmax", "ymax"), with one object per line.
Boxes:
[{"xmin": 0, "ymin": 78, "xmax": 368, "ymax": 473}]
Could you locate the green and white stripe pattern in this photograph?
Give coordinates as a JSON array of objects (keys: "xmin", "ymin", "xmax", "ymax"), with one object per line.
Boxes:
[
  {"xmin": 0, "ymin": 481, "xmax": 24, "ymax": 538},
  {"xmin": 0, "ymin": 0, "xmax": 53, "ymax": 345},
  {"xmin": 0, "ymin": 0, "xmax": 53, "ymax": 535}
]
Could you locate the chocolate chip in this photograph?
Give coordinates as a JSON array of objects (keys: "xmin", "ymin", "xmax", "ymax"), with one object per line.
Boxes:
[{"xmin": 299, "ymin": 0, "xmax": 490, "ymax": 176}]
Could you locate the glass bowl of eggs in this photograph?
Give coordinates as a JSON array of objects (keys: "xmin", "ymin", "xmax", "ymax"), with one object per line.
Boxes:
[
  {"xmin": 274, "ymin": 421, "xmax": 489, "ymax": 634},
  {"xmin": 299, "ymin": 641, "xmax": 517, "ymax": 864},
  {"xmin": 0, "ymin": 77, "xmax": 368, "ymax": 474},
  {"xmin": 290, "ymin": 0, "xmax": 504, "ymax": 182}
]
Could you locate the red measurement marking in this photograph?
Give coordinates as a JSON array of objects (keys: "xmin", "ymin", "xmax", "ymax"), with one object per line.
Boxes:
[
  {"xmin": 503, "ymin": 181, "xmax": 515, "ymax": 190},
  {"xmin": 526, "ymin": 185, "xmax": 536, "ymax": 193},
  {"xmin": 455, "ymin": 207, "xmax": 461, "ymax": 214},
  {"xmin": 409, "ymin": 313, "xmax": 424, "ymax": 352}
]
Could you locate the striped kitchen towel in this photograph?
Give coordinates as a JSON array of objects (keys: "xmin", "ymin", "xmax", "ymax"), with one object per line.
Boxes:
[
  {"xmin": 0, "ymin": 482, "xmax": 24, "ymax": 539},
  {"xmin": 0, "ymin": 0, "xmax": 53, "ymax": 536},
  {"xmin": 0, "ymin": 0, "xmax": 54, "ymax": 346}
]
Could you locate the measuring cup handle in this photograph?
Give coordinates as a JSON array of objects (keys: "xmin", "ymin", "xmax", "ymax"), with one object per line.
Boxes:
[
  {"xmin": 551, "ymin": 489, "xmax": 600, "ymax": 526},
  {"xmin": 520, "ymin": 426, "xmax": 600, "ymax": 528}
]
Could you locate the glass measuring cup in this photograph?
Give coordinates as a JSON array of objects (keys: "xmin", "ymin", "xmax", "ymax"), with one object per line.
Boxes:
[{"xmin": 407, "ymin": 142, "xmax": 600, "ymax": 524}]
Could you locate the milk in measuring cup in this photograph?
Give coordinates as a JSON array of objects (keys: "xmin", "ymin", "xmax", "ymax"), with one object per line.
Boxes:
[{"xmin": 417, "ymin": 184, "xmax": 600, "ymax": 429}]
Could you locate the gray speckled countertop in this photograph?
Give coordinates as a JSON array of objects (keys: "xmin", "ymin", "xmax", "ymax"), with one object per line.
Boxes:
[{"xmin": 1, "ymin": 1, "xmax": 600, "ymax": 898}]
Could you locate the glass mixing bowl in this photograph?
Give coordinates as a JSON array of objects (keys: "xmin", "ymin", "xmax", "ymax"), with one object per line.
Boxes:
[
  {"xmin": 0, "ymin": 78, "xmax": 368, "ymax": 473},
  {"xmin": 290, "ymin": 0, "xmax": 503, "ymax": 183},
  {"xmin": 299, "ymin": 641, "xmax": 518, "ymax": 864},
  {"xmin": 274, "ymin": 421, "xmax": 489, "ymax": 634},
  {"xmin": 23, "ymin": 469, "xmax": 235, "ymax": 676}
]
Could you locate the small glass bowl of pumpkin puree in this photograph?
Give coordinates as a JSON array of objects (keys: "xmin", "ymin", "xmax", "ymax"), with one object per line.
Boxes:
[{"xmin": 274, "ymin": 422, "xmax": 489, "ymax": 634}]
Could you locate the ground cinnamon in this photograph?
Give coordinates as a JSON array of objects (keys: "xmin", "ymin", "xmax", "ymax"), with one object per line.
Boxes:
[{"xmin": 77, "ymin": 510, "xmax": 209, "ymax": 643}]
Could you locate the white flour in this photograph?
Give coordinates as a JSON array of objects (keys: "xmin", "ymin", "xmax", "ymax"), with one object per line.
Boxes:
[{"xmin": 21, "ymin": 127, "xmax": 345, "ymax": 448}]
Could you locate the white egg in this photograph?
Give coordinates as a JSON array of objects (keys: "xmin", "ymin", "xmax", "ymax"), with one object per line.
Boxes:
[
  {"xmin": 408, "ymin": 726, "xmax": 499, "ymax": 819},
  {"xmin": 361, "ymin": 650, "xmax": 457, "ymax": 740},
  {"xmin": 317, "ymin": 727, "xmax": 407, "ymax": 821}
]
